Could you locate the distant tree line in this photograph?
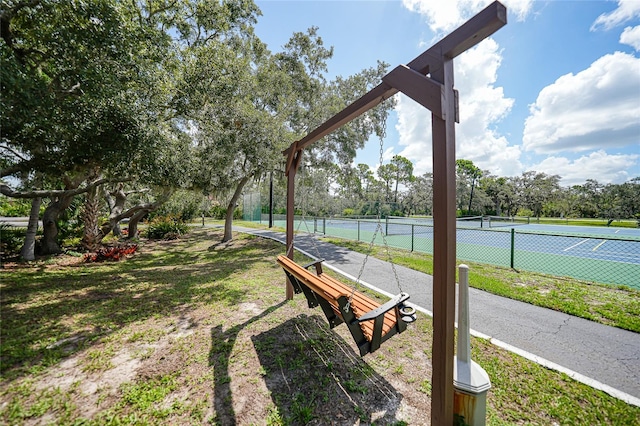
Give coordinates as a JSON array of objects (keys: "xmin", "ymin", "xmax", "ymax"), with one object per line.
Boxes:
[{"xmin": 258, "ymin": 157, "xmax": 640, "ymax": 221}]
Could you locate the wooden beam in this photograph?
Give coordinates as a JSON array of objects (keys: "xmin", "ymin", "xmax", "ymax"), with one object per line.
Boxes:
[
  {"xmin": 278, "ymin": 3, "xmax": 508, "ymax": 422},
  {"xmin": 407, "ymin": 1, "xmax": 507, "ymax": 74},
  {"xmin": 284, "ymin": 82, "xmax": 397, "ymax": 156},
  {"xmin": 284, "ymin": 140, "xmax": 299, "ymax": 176},
  {"xmin": 382, "ymin": 65, "xmax": 444, "ymax": 119}
]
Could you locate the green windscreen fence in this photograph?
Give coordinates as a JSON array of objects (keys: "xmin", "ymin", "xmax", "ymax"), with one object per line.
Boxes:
[{"xmin": 242, "ymin": 192, "xmax": 261, "ymax": 222}]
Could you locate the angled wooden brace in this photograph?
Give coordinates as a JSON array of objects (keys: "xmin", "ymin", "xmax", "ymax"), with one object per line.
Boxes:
[{"xmin": 382, "ymin": 64, "xmax": 459, "ymax": 123}]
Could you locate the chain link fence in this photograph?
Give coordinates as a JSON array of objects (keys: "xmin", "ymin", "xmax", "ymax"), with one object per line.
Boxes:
[
  {"xmin": 261, "ymin": 214, "xmax": 640, "ymax": 290},
  {"xmin": 242, "ymin": 193, "xmax": 261, "ymax": 222}
]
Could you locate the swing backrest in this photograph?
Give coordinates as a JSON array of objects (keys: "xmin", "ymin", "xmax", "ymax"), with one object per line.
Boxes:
[{"xmin": 277, "ymin": 255, "xmax": 409, "ymax": 354}]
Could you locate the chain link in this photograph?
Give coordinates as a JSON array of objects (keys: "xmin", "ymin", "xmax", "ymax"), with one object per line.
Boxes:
[
  {"xmin": 379, "ymin": 117, "xmax": 386, "ymax": 168},
  {"xmin": 345, "ymin": 101, "xmax": 404, "ymax": 312}
]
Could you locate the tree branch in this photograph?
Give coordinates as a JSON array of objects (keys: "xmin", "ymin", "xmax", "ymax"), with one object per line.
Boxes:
[{"xmin": 0, "ymin": 177, "xmax": 132, "ymax": 199}]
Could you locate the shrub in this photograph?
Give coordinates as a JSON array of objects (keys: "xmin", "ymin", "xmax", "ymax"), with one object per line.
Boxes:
[
  {"xmin": 0, "ymin": 197, "xmax": 34, "ymax": 217},
  {"xmin": 145, "ymin": 215, "xmax": 189, "ymax": 240},
  {"xmin": 0, "ymin": 224, "xmax": 26, "ymax": 255},
  {"xmin": 84, "ymin": 244, "xmax": 138, "ymax": 262},
  {"xmin": 207, "ymin": 206, "xmax": 242, "ymax": 220}
]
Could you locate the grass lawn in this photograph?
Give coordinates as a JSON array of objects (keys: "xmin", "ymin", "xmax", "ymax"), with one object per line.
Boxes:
[{"xmin": 1, "ymin": 228, "xmax": 639, "ymax": 425}]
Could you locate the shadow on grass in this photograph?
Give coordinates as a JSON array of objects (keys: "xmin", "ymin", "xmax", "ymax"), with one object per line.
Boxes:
[
  {"xmin": 252, "ymin": 314, "xmax": 404, "ymax": 425},
  {"xmin": 208, "ymin": 301, "xmax": 288, "ymax": 425},
  {"xmin": 0, "ymin": 230, "xmax": 276, "ymax": 382}
]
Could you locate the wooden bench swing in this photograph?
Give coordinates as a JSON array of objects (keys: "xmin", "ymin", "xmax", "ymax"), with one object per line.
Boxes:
[
  {"xmin": 277, "ymin": 254, "xmax": 415, "ymax": 356},
  {"xmin": 276, "ymin": 2, "xmax": 506, "ymax": 422}
]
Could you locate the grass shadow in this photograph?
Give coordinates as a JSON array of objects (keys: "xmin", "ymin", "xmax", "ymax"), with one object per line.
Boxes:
[
  {"xmin": 208, "ymin": 301, "xmax": 288, "ymax": 425},
  {"xmin": 0, "ymin": 229, "xmax": 277, "ymax": 382},
  {"xmin": 252, "ymin": 314, "xmax": 404, "ymax": 425}
]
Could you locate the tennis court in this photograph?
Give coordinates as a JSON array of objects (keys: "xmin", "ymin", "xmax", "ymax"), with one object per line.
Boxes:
[{"xmin": 268, "ymin": 215, "xmax": 640, "ymax": 290}]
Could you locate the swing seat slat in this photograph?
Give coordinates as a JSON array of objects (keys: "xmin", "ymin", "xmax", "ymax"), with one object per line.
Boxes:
[{"xmin": 277, "ymin": 255, "xmax": 411, "ymax": 356}]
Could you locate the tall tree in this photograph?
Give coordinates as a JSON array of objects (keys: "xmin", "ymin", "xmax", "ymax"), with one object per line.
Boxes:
[
  {"xmin": 377, "ymin": 164, "xmax": 395, "ymax": 203},
  {"xmin": 390, "ymin": 155, "xmax": 414, "ymax": 204},
  {"xmin": 515, "ymin": 171, "xmax": 561, "ymax": 218},
  {"xmin": 406, "ymin": 172, "xmax": 433, "ymax": 216},
  {"xmin": 1, "ymin": 0, "xmax": 263, "ymax": 253},
  {"xmin": 456, "ymin": 159, "xmax": 483, "ymax": 215}
]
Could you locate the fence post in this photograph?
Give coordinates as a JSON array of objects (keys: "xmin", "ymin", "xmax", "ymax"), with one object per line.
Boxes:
[
  {"xmin": 510, "ymin": 228, "xmax": 515, "ymax": 269},
  {"xmin": 357, "ymin": 220, "xmax": 361, "ymax": 242},
  {"xmin": 411, "ymin": 224, "xmax": 415, "ymax": 252},
  {"xmin": 323, "ymin": 217, "xmax": 326, "ymax": 235}
]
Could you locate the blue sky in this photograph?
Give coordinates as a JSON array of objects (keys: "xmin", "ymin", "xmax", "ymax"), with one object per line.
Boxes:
[{"xmin": 254, "ymin": 0, "xmax": 640, "ymax": 186}]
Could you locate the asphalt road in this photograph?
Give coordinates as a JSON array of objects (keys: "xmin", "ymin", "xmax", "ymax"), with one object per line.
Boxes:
[{"xmin": 232, "ymin": 226, "xmax": 640, "ymax": 406}]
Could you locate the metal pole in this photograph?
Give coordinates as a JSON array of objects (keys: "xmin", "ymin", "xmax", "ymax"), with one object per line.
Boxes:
[
  {"xmin": 510, "ymin": 228, "xmax": 515, "ymax": 269},
  {"xmin": 269, "ymin": 171, "xmax": 274, "ymax": 228},
  {"xmin": 411, "ymin": 224, "xmax": 415, "ymax": 252}
]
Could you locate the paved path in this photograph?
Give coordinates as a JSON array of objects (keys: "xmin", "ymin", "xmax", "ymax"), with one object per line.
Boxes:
[{"xmin": 229, "ymin": 226, "xmax": 640, "ymax": 406}]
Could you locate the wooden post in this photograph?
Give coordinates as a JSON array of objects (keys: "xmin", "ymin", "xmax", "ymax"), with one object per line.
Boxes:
[
  {"xmin": 285, "ymin": 147, "xmax": 302, "ymax": 300},
  {"xmin": 431, "ymin": 57, "xmax": 457, "ymax": 426}
]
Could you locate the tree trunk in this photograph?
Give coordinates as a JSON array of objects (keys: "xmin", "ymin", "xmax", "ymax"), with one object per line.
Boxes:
[
  {"xmin": 81, "ymin": 184, "xmax": 102, "ymax": 251},
  {"xmin": 126, "ymin": 188, "xmax": 173, "ymax": 239},
  {"xmin": 20, "ymin": 197, "xmax": 41, "ymax": 261},
  {"xmin": 223, "ymin": 176, "xmax": 251, "ymax": 242},
  {"xmin": 468, "ymin": 181, "xmax": 476, "ymax": 214},
  {"xmin": 102, "ymin": 185, "xmax": 127, "ymax": 238},
  {"xmin": 127, "ymin": 209, "xmax": 147, "ymax": 239},
  {"xmin": 42, "ymin": 194, "xmax": 74, "ymax": 254}
]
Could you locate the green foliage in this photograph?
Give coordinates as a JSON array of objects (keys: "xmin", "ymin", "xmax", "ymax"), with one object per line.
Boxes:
[
  {"xmin": 0, "ymin": 197, "xmax": 34, "ymax": 217},
  {"xmin": 153, "ymin": 190, "xmax": 203, "ymax": 222},
  {"xmin": 516, "ymin": 208, "xmax": 534, "ymax": 217},
  {"xmin": 145, "ymin": 216, "xmax": 189, "ymax": 240},
  {"xmin": 207, "ymin": 206, "xmax": 242, "ymax": 220},
  {"xmin": 0, "ymin": 225, "xmax": 26, "ymax": 255},
  {"xmin": 120, "ymin": 374, "xmax": 177, "ymax": 412}
]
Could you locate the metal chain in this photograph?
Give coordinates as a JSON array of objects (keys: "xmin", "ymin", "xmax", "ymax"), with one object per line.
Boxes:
[
  {"xmin": 345, "ymin": 105, "xmax": 404, "ymax": 312},
  {"xmin": 374, "ymin": 116, "xmax": 403, "ymax": 291}
]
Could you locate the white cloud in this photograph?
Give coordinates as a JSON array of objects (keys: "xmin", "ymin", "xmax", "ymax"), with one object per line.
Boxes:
[
  {"xmin": 523, "ymin": 52, "xmax": 640, "ymax": 154},
  {"xmin": 591, "ymin": 0, "xmax": 640, "ymax": 31},
  {"xmin": 402, "ymin": 0, "xmax": 533, "ymax": 34},
  {"xmin": 620, "ymin": 25, "xmax": 640, "ymax": 50},
  {"xmin": 531, "ymin": 151, "xmax": 639, "ymax": 186},
  {"xmin": 395, "ymin": 39, "xmax": 522, "ymax": 177}
]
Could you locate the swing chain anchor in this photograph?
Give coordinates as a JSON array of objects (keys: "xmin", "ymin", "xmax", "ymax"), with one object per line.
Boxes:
[{"xmin": 399, "ymin": 303, "xmax": 417, "ymax": 323}]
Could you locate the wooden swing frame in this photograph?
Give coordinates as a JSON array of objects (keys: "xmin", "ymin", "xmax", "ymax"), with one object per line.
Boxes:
[
  {"xmin": 277, "ymin": 255, "xmax": 411, "ymax": 356},
  {"xmin": 281, "ymin": 2, "xmax": 506, "ymax": 423}
]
